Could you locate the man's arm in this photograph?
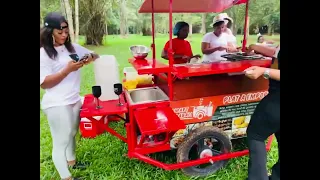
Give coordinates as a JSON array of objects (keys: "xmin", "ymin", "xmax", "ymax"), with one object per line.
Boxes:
[
  {"xmin": 268, "ymin": 68, "xmax": 280, "ymax": 81},
  {"xmin": 244, "ymin": 66, "xmax": 280, "ymax": 81},
  {"xmin": 246, "ymin": 44, "xmax": 276, "ymax": 57}
]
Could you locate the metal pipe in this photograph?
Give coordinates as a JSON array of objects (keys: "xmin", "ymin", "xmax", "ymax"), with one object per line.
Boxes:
[
  {"xmin": 168, "ymin": 0, "xmax": 173, "ymax": 68},
  {"xmin": 242, "ymin": 0, "xmax": 250, "ymax": 52},
  {"xmin": 151, "ymin": 0, "xmax": 156, "ymax": 67},
  {"xmin": 168, "ymin": 0, "xmax": 174, "ymax": 100}
]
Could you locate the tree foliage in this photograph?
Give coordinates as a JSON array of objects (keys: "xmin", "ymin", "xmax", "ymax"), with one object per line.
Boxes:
[{"xmin": 40, "ymin": 0, "xmax": 280, "ymax": 46}]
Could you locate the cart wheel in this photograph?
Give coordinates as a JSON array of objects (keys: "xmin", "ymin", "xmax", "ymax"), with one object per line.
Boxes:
[{"xmin": 176, "ymin": 126, "xmax": 232, "ymax": 177}]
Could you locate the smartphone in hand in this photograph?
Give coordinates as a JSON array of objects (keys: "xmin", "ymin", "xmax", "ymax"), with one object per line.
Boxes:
[
  {"xmin": 69, "ymin": 54, "xmax": 80, "ymax": 61},
  {"xmin": 79, "ymin": 54, "xmax": 89, "ymax": 62},
  {"xmin": 69, "ymin": 54, "xmax": 88, "ymax": 62}
]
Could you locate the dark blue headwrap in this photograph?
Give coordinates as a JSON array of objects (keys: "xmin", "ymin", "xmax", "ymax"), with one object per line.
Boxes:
[{"xmin": 173, "ymin": 21, "xmax": 189, "ymax": 36}]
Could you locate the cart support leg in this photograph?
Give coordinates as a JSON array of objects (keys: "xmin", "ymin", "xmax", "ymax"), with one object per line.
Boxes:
[
  {"xmin": 128, "ymin": 135, "xmax": 275, "ymax": 171},
  {"xmin": 242, "ymin": 0, "xmax": 250, "ymax": 52},
  {"xmin": 151, "ymin": 0, "xmax": 155, "ymax": 67}
]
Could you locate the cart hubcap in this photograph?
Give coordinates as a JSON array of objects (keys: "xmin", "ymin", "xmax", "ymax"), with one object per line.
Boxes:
[{"xmin": 199, "ymin": 149, "xmax": 213, "ymax": 159}]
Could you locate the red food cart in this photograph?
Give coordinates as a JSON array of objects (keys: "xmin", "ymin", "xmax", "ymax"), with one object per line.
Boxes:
[{"xmin": 80, "ymin": 0, "xmax": 274, "ymax": 176}]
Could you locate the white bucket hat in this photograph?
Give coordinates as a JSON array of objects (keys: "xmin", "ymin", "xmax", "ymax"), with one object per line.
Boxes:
[
  {"xmin": 210, "ymin": 14, "xmax": 228, "ymax": 27},
  {"xmin": 219, "ymin": 13, "xmax": 233, "ymax": 24}
]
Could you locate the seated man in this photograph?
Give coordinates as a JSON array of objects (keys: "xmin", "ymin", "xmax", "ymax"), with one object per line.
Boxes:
[{"xmin": 161, "ymin": 21, "xmax": 201, "ymax": 64}]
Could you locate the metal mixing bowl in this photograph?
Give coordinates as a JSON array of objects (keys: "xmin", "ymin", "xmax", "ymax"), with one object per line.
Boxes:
[{"xmin": 129, "ymin": 45, "xmax": 150, "ymax": 60}]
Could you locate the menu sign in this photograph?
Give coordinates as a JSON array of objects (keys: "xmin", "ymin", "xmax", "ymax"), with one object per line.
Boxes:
[{"xmin": 169, "ymin": 90, "xmax": 268, "ymax": 148}]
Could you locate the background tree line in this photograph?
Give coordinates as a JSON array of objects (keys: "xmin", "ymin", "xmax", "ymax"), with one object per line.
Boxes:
[{"xmin": 40, "ymin": 0, "xmax": 280, "ymax": 46}]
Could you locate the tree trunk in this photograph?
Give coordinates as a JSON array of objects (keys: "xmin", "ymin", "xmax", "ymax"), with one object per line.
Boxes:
[
  {"xmin": 40, "ymin": 11, "xmax": 43, "ymax": 27},
  {"xmin": 74, "ymin": 0, "xmax": 79, "ymax": 43},
  {"xmin": 105, "ymin": 23, "xmax": 108, "ymax": 35},
  {"xmin": 233, "ymin": 24, "xmax": 237, "ymax": 35},
  {"xmin": 85, "ymin": 13, "xmax": 105, "ymax": 46},
  {"xmin": 189, "ymin": 23, "xmax": 193, "ymax": 42},
  {"xmin": 254, "ymin": 24, "xmax": 259, "ymax": 34},
  {"xmin": 201, "ymin": 13, "xmax": 207, "ymax": 34},
  {"xmin": 63, "ymin": 0, "xmax": 75, "ymax": 42},
  {"xmin": 142, "ymin": 28, "xmax": 151, "ymax": 36},
  {"xmin": 126, "ymin": 14, "xmax": 129, "ymax": 36},
  {"xmin": 120, "ymin": 0, "xmax": 127, "ymax": 37},
  {"xmin": 142, "ymin": 19, "xmax": 151, "ymax": 36},
  {"xmin": 60, "ymin": 0, "xmax": 66, "ymax": 17},
  {"xmin": 268, "ymin": 24, "xmax": 272, "ymax": 36}
]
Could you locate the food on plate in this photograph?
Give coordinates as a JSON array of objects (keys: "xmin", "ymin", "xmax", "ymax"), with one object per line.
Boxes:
[
  {"xmin": 232, "ymin": 130, "xmax": 246, "ymax": 138},
  {"xmin": 236, "ymin": 122, "xmax": 249, "ymax": 128},
  {"xmin": 234, "ymin": 116, "xmax": 245, "ymax": 125}
]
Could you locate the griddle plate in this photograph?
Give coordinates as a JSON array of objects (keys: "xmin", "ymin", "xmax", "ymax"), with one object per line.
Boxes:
[{"xmin": 221, "ymin": 53, "xmax": 264, "ymax": 61}]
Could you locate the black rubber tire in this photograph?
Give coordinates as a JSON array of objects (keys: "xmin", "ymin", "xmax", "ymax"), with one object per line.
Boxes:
[{"xmin": 176, "ymin": 126, "xmax": 232, "ymax": 177}]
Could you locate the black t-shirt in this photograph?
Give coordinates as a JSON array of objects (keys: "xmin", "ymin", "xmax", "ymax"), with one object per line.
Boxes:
[{"xmin": 269, "ymin": 50, "xmax": 280, "ymax": 91}]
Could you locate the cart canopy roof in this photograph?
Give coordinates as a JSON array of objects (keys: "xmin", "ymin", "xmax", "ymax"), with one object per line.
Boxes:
[{"xmin": 139, "ymin": 0, "xmax": 247, "ymax": 13}]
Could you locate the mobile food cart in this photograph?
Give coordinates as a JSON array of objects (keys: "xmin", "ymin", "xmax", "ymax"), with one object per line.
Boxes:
[{"xmin": 80, "ymin": 0, "xmax": 274, "ymax": 176}]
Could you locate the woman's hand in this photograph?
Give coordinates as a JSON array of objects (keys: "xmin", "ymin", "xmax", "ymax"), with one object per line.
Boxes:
[
  {"xmin": 192, "ymin": 54, "xmax": 202, "ymax": 58},
  {"xmin": 227, "ymin": 47, "xmax": 239, "ymax": 53},
  {"xmin": 41, "ymin": 60, "xmax": 83, "ymax": 89},
  {"xmin": 182, "ymin": 55, "xmax": 191, "ymax": 61},
  {"xmin": 244, "ymin": 66, "xmax": 266, "ymax": 79},
  {"xmin": 83, "ymin": 53, "xmax": 100, "ymax": 65},
  {"xmin": 245, "ymin": 44, "xmax": 276, "ymax": 57},
  {"xmin": 218, "ymin": 46, "xmax": 228, "ymax": 51},
  {"xmin": 244, "ymin": 51, "xmax": 255, "ymax": 56},
  {"xmin": 63, "ymin": 60, "xmax": 84, "ymax": 74}
]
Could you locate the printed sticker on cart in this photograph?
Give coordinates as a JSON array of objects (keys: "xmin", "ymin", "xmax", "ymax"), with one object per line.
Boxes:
[{"xmin": 173, "ymin": 99, "xmax": 213, "ymax": 120}]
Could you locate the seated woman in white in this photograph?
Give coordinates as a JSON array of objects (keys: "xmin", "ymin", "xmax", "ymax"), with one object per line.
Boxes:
[
  {"xmin": 201, "ymin": 17, "xmax": 229, "ymax": 63},
  {"xmin": 256, "ymin": 34, "xmax": 276, "ymax": 47}
]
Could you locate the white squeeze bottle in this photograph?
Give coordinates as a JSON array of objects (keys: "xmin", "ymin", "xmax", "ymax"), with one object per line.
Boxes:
[{"xmin": 93, "ymin": 55, "xmax": 120, "ymax": 101}]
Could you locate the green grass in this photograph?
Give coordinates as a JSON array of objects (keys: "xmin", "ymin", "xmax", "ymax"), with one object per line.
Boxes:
[{"xmin": 40, "ymin": 34, "xmax": 280, "ymax": 180}]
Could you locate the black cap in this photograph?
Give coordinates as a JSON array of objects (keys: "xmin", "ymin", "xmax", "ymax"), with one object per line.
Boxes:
[{"xmin": 44, "ymin": 12, "xmax": 68, "ymax": 30}]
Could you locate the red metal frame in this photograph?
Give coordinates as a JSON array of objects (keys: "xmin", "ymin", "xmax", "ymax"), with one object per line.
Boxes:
[
  {"xmin": 87, "ymin": 116, "xmax": 127, "ymax": 142},
  {"xmin": 129, "ymin": 135, "xmax": 273, "ymax": 170},
  {"xmin": 80, "ymin": 93, "xmax": 274, "ymax": 170},
  {"xmin": 136, "ymin": 0, "xmax": 251, "ymax": 99},
  {"xmin": 242, "ymin": 0, "xmax": 250, "ymax": 52},
  {"xmin": 80, "ymin": 0, "xmax": 275, "ymax": 175},
  {"xmin": 151, "ymin": 0, "xmax": 156, "ymax": 67}
]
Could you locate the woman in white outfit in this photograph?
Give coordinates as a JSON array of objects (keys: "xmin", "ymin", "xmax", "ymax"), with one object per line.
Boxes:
[
  {"xmin": 40, "ymin": 12, "xmax": 99, "ymax": 180},
  {"xmin": 219, "ymin": 13, "xmax": 238, "ymax": 51},
  {"xmin": 201, "ymin": 17, "xmax": 229, "ymax": 63}
]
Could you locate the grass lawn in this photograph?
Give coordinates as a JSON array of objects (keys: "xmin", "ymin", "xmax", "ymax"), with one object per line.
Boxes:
[{"xmin": 40, "ymin": 34, "xmax": 280, "ymax": 180}]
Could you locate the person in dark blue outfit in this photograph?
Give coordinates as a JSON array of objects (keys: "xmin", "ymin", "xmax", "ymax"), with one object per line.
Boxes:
[{"xmin": 244, "ymin": 44, "xmax": 280, "ymax": 180}]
